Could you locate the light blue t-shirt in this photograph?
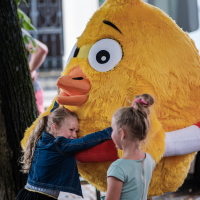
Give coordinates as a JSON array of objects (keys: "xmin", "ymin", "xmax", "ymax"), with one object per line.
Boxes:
[{"xmin": 107, "ymin": 153, "xmax": 155, "ymax": 200}]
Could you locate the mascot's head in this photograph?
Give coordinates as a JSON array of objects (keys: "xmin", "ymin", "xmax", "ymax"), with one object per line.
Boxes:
[
  {"xmin": 58, "ymin": 0, "xmax": 200, "ymax": 130},
  {"xmin": 22, "ymin": 0, "xmax": 200, "ymax": 197}
]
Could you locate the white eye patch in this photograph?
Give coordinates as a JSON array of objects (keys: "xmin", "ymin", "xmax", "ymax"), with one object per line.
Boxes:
[
  {"xmin": 66, "ymin": 43, "xmax": 77, "ymax": 65},
  {"xmin": 88, "ymin": 38, "xmax": 123, "ymax": 72}
]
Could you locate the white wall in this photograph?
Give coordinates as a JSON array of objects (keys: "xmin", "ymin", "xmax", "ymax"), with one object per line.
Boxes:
[{"xmin": 62, "ymin": 0, "xmax": 99, "ymax": 69}]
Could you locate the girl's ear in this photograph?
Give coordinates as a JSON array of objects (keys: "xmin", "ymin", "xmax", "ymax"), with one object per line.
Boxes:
[
  {"xmin": 51, "ymin": 123, "xmax": 57, "ymax": 133},
  {"xmin": 119, "ymin": 128, "xmax": 126, "ymax": 140}
]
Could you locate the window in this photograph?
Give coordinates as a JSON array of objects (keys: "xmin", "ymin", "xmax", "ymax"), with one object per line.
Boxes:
[{"xmin": 147, "ymin": 0, "xmax": 199, "ymax": 32}]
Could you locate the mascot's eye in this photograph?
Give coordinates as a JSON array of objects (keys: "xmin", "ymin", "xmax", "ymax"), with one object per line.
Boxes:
[
  {"xmin": 66, "ymin": 43, "xmax": 78, "ymax": 65},
  {"xmin": 88, "ymin": 39, "xmax": 122, "ymax": 72}
]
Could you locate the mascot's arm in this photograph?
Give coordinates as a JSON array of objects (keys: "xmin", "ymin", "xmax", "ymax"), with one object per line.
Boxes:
[
  {"xmin": 21, "ymin": 99, "xmax": 57, "ymax": 149},
  {"xmin": 164, "ymin": 122, "xmax": 200, "ymax": 157}
]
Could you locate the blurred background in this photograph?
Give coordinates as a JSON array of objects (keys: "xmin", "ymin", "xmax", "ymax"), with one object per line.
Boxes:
[
  {"xmin": 19, "ymin": 0, "xmax": 101, "ymax": 107},
  {"xmin": 19, "ymin": 0, "xmax": 200, "ymax": 199}
]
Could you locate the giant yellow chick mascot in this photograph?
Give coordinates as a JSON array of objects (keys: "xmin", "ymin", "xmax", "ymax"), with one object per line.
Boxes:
[{"xmin": 22, "ymin": 0, "xmax": 200, "ymax": 197}]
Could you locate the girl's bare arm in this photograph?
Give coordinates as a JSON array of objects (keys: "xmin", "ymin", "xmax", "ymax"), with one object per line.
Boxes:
[{"xmin": 105, "ymin": 176, "xmax": 123, "ymax": 200}]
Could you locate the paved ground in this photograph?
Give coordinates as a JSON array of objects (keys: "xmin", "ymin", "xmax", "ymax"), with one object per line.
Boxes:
[
  {"xmin": 58, "ymin": 184, "xmax": 105, "ymax": 200},
  {"xmin": 57, "ymin": 180, "xmax": 200, "ymax": 200},
  {"xmin": 154, "ymin": 192, "xmax": 200, "ymax": 200}
]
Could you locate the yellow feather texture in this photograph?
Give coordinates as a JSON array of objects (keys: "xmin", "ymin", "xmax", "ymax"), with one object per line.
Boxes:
[{"xmin": 22, "ymin": 0, "xmax": 200, "ymax": 197}]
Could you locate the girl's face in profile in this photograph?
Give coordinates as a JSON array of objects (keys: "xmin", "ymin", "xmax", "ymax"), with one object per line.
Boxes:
[
  {"xmin": 53, "ymin": 117, "xmax": 79, "ymax": 139},
  {"xmin": 111, "ymin": 117, "xmax": 122, "ymax": 150}
]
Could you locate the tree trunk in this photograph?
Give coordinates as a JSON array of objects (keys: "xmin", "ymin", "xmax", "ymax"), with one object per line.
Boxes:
[{"xmin": 0, "ymin": 0, "xmax": 39, "ymax": 199}]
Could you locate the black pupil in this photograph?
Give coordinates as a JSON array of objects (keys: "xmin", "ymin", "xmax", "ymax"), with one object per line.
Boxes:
[{"xmin": 96, "ymin": 50, "xmax": 110, "ymax": 64}]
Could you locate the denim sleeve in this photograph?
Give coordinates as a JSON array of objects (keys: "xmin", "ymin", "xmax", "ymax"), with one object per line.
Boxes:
[{"xmin": 55, "ymin": 127, "xmax": 112, "ymax": 155}]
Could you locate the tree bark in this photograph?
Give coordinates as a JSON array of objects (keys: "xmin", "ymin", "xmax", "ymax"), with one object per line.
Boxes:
[{"xmin": 0, "ymin": 0, "xmax": 39, "ymax": 199}]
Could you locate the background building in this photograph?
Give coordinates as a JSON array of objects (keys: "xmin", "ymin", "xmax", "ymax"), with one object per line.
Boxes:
[{"xmin": 20, "ymin": 0, "xmax": 99, "ymax": 106}]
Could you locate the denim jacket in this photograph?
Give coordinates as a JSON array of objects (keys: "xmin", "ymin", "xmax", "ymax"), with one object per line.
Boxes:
[{"xmin": 27, "ymin": 127, "xmax": 112, "ymax": 197}]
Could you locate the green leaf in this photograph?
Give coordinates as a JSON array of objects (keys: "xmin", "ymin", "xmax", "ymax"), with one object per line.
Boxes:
[
  {"xmin": 15, "ymin": 0, "xmax": 21, "ymax": 5},
  {"xmin": 17, "ymin": 8, "xmax": 37, "ymax": 32},
  {"xmin": 22, "ymin": 0, "xmax": 28, "ymax": 6},
  {"xmin": 17, "ymin": 8, "xmax": 30, "ymax": 23},
  {"xmin": 30, "ymin": 48, "xmax": 35, "ymax": 54},
  {"xmin": 23, "ymin": 35, "xmax": 38, "ymax": 48},
  {"xmin": 28, "ymin": 36, "xmax": 37, "ymax": 48},
  {"xmin": 22, "ymin": 20, "xmax": 37, "ymax": 32},
  {"xmin": 17, "ymin": 9, "xmax": 23, "ymax": 19},
  {"xmin": 23, "ymin": 35, "xmax": 29, "ymax": 44}
]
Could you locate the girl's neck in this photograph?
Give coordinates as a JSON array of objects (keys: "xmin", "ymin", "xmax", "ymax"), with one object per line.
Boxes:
[
  {"xmin": 49, "ymin": 130, "xmax": 57, "ymax": 138},
  {"xmin": 121, "ymin": 140, "xmax": 146, "ymax": 160}
]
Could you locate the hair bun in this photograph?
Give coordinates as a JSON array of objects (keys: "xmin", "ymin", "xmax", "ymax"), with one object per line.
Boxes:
[
  {"xmin": 134, "ymin": 94, "xmax": 154, "ymax": 108},
  {"xmin": 132, "ymin": 94, "xmax": 154, "ymax": 117}
]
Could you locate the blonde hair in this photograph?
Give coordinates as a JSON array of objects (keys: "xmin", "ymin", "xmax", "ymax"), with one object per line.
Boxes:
[
  {"xmin": 113, "ymin": 94, "xmax": 154, "ymax": 141},
  {"xmin": 20, "ymin": 106, "xmax": 78, "ymax": 173}
]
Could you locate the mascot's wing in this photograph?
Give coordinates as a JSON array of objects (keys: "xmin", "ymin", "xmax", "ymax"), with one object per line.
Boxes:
[
  {"xmin": 164, "ymin": 123, "xmax": 200, "ymax": 157},
  {"xmin": 21, "ymin": 98, "xmax": 57, "ymax": 149}
]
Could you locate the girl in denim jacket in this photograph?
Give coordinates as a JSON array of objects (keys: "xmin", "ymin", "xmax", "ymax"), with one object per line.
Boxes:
[{"xmin": 15, "ymin": 102, "xmax": 112, "ymax": 200}]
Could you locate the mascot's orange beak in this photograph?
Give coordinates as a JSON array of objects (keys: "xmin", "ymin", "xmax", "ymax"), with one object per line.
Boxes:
[{"xmin": 56, "ymin": 67, "xmax": 91, "ymax": 106}]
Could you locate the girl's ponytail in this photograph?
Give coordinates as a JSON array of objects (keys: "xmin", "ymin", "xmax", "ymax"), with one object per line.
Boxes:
[
  {"xmin": 20, "ymin": 115, "xmax": 48, "ymax": 173},
  {"xmin": 132, "ymin": 94, "xmax": 154, "ymax": 140}
]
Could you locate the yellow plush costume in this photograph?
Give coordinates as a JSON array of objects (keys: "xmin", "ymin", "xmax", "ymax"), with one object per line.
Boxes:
[{"xmin": 22, "ymin": 0, "xmax": 200, "ymax": 197}]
